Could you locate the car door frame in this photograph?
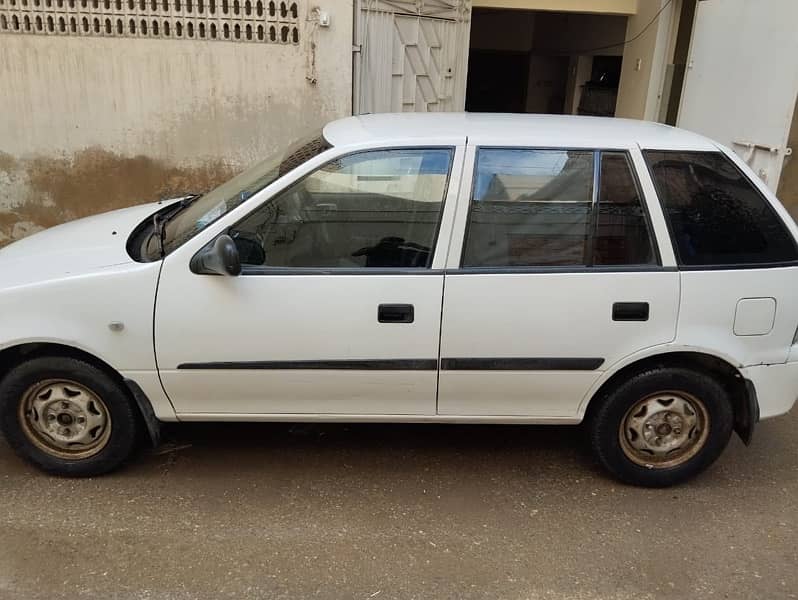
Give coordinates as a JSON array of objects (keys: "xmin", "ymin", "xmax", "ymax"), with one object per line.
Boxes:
[
  {"xmin": 445, "ymin": 140, "xmax": 678, "ymax": 271},
  {"xmin": 160, "ymin": 135, "xmax": 468, "ymax": 272},
  {"xmin": 153, "ymin": 134, "xmax": 468, "ymax": 417},
  {"xmin": 436, "ymin": 137, "xmax": 681, "ymax": 420}
]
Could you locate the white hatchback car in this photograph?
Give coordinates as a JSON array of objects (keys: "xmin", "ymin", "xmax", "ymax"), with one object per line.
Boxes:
[{"xmin": 1, "ymin": 113, "xmax": 797, "ymax": 486}]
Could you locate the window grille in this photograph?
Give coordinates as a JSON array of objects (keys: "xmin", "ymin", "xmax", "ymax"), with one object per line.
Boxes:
[{"xmin": 0, "ymin": 0, "xmax": 299, "ymax": 43}]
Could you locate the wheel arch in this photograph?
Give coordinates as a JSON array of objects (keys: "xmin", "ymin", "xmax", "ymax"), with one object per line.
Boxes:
[
  {"xmin": 582, "ymin": 349, "xmax": 758, "ymax": 445},
  {"xmin": 0, "ymin": 341, "xmax": 162, "ymax": 446}
]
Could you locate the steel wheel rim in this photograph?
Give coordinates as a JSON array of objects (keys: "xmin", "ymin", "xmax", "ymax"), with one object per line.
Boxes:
[
  {"xmin": 618, "ymin": 390, "xmax": 710, "ymax": 469},
  {"xmin": 18, "ymin": 379, "xmax": 112, "ymax": 460}
]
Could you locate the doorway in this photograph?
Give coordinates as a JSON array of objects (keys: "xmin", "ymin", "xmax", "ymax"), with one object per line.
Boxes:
[
  {"xmin": 465, "ymin": 50, "xmax": 529, "ymax": 113},
  {"xmin": 576, "ymin": 55, "xmax": 623, "ymax": 117},
  {"xmin": 465, "ymin": 8, "xmax": 628, "ymax": 116},
  {"xmin": 658, "ymin": 0, "xmax": 698, "ymax": 125}
]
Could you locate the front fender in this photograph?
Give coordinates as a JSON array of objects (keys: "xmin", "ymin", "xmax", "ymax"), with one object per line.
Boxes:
[{"xmin": 0, "ymin": 262, "xmax": 177, "ymax": 421}]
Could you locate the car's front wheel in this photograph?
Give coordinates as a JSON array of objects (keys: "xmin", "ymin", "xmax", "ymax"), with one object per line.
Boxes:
[
  {"xmin": 588, "ymin": 367, "xmax": 734, "ymax": 487},
  {"xmin": 0, "ymin": 356, "xmax": 139, "ymax": 476}
]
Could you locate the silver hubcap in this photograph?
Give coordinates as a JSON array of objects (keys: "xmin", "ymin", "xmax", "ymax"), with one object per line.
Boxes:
[
  {"xmin": 19, "ymin": 379, "xmax": 111, "ymax": 459},
  {"xmin": 619, "ymin": 391, "xmax": 709, "ymax": 469}
]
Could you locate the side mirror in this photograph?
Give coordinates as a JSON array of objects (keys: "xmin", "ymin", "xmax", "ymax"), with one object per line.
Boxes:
[
  {"xmin": 232, "ymin": 235, "xmax": 266, "ymax": 265},
  {"xmin": 190, "ymin": 234, "xmax": 242, "ymax": 276}
]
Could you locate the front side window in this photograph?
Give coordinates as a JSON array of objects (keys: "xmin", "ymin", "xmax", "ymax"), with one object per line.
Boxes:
[
  {"xmin": 644, "ymin": 150, "xmax": 798, "ymax": 266},
  {"xmin": 462, "ymin": 148, "xmax": 657, "ymax": 267},
  {"xmin": 229, "ymin": 148, "xmax": 453, "ymax": 269}
]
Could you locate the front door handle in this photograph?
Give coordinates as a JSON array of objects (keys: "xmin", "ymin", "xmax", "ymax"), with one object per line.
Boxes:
[
  {"xmin": 613, "ymin": 302, "xmax": 649, "ymax": 322},
  {"xmin": 378, "ymin": 304, "xmax": 414, "ymax": 323}
]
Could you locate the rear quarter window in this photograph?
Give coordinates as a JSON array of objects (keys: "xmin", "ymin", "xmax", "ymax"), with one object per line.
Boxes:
[{"xmin": 644, "ymin": 150, "xmax": 798, "ymax": 267}]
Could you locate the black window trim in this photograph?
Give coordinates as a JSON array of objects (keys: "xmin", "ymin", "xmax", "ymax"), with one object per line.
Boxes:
[
  {"xmin": 443, "ymin": 265, "xmax": 677, "ymax": 275},
  {"xmin": 599, "ymin": 149, "xmax": 663, "ymax": 267},
  {"xmin": 212, "ymin": 145, "xmax": 457, "ymax": 276},
  {"xmin": 642, "ymin": 148, "xmax": 798, "ymax": 271},
  {"xmin": 585, "ymin": 148, "xmax": 600, "ymax": 267},
  {"xmin": 458, "ymin": 146, "xmax": 663, "ymax": 272},
  {"xmin": 240, "ymin": 267, "xmax": 447, "ymax": 276}
]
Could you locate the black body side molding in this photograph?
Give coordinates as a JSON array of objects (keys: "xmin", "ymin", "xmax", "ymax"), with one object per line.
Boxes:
[
  {"xmin": 177, "ymin": 359, "xmax": 438, "ymax": 370},
  {"xmin": 178, "ymin": 358, "xmax": 605, "ymax": 371},
  {"xmin": 441, "ymin": 358, "xmax": 604, "ymax": 370}
]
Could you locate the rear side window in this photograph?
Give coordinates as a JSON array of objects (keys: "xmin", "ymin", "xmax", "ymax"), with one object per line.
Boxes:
[
  {"xmin": 461, "ymin": 148, "xmax": 657, "ymax": 267},
  {"xmin": 644, "ymin": 150, "xmax": 798, "ymax": 266},
  {"xmin": 463, "ymin": 148, "xmax": 593, "ymax": 267},
  {"xmin": 595, "ymin": 152, "xmax": 656, "ymax": 265}
]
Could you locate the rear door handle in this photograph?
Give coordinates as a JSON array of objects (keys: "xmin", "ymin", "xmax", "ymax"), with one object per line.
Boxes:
[
  {"xmin": 613, "ymin": 302, "xmax": 649, "ymax": 321},
  {"xmin": 378, "ymin": 304, "xmax": 414, "ymax": 323}
]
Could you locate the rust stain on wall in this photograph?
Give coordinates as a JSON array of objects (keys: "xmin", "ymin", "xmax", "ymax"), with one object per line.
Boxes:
[
  {"xmin": 0, "ymin": 147, "xmax": 236, "ymax": 245},
  {"xmin": 0, "ymin": 151, "xmax": 18, "ymax": 173},
  {"xmin": 0, "ymin": 211, "xmax": 17, "ymax": 230},
  {"xmin": 23, "ymin": 147, "xmax": 236, "ymax": 226}
]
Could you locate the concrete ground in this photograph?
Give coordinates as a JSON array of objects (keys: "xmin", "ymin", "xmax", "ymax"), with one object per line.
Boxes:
[{"xmin": 1, "ymin": 412, "xmax": 797, "ymax": 600}]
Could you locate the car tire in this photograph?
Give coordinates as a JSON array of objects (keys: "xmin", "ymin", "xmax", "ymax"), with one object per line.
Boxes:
[
  {"xmin": 588, "ymin": 367, "xmax": 734, "ymax": 487},
  {"xmin": 0, "ymin": 356, "xmax": 139, "ymax": 477}
]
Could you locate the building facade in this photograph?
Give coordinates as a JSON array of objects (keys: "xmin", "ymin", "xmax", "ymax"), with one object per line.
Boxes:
[
  {"xmin": 1, "ymin": 0, "xmax": 796, "ymax": 244},
  {"xmin": 0, "ymin": 0, "xmax": 354, "ymax": 243}
]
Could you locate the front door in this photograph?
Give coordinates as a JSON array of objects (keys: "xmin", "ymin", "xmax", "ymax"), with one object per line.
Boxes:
[
  {"xmin": 155, "ymin": 145, "xmax": 462, "ymax": 417},
  {"xmin": 438, "ymin": 144, "xmax": 680, "ymax": 418}
]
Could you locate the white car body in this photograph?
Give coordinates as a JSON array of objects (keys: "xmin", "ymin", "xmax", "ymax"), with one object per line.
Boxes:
[{"xmin": 2, "ymin": 113, "xmax": 798, "ymax": 436}]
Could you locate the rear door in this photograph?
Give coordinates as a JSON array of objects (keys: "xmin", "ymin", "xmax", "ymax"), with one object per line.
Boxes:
[{"xmin": 437, "ymin": 143, "xmax": 680, "ymax": 419}]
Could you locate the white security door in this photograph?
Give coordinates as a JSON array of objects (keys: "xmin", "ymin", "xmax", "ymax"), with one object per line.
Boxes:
[
  {"xmin": 355, "ymin": 0, "xmax": 471, "ymax": 114},
  {"xmin": 677, "ymin": 0, "xmax": 798, "ymax": 191}
]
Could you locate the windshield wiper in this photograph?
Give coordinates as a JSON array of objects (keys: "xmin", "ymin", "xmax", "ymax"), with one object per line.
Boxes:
[
  {"xmin": 149, "ymin": 193, "xmax": 203, "ymax": 258},
  {"xmin": 178, "ymin": 192, "xmax": 202, "ymax": 206},
  {"xmin": 152, "ymin": 212, "xmax": 167, "ymax": 258}
]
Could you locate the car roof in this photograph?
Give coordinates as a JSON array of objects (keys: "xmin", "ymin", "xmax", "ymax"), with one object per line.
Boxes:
[{"xmin": 323, "ymin": 112, "xmax": 719, "ymax": 151}]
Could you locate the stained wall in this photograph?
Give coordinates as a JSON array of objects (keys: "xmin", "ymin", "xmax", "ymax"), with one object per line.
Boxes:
[{"xmin": 0, "ymin": 0, "xmax": 353, "ymax": 244}]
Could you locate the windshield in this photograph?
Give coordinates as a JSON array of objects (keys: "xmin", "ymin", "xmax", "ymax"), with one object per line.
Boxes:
[{"xmin": 160, "ymin": 131, "xmax": 331, "ymax": 255}]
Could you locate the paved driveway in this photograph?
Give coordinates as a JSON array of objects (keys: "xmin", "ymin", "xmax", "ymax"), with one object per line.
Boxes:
[{"xmin": 1, "ymin": 412, "xmax": 797, "ymax": 599}]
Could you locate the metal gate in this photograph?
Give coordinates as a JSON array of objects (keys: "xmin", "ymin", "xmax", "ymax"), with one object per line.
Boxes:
[
  {"xmin": 676, "ymin": 0, "xmax": 798, "ymax": 191},
  {"xmin": 354, "ymin": 0, "xmax": 471, "ymax": 114}
]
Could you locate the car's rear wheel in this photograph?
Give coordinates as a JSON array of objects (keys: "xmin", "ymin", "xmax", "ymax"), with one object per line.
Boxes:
[
  {"xmin": 588, "ymin": 367, "xmax": 734, "ymax": 487},
  {"xmin": 0, "ymin": 356, "xmax": 139, "ymax": 476}
]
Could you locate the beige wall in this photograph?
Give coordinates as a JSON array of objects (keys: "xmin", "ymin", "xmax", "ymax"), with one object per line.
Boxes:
[
  {"xmin": 0, "ymin": 3, "xmax": 353, "ymax": 245},
  {"xmin": 777, "ymin": 95, "xmax": 798, "ymax": 221},
  {"xmin": 615, "ymin": 0, "xmax": 675, "ymax": 119},
  {"xmin": 472, "ymin": 0, "xmax": 637, "ymax": 15}
]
